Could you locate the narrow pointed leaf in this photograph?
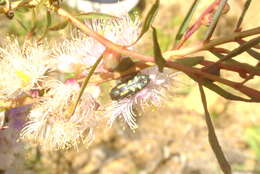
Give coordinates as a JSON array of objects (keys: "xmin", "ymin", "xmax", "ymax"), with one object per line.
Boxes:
[
  {"xmin": 226, "ymin": 60, "xmax": 260, "ymax": 73},
  {"xmin": 152, "ymin": 26, "xmax": 166, "ymax": 72},
  {"xmin": 204, "ymin": 83, "xmax": 253, "ymax": 102},
  {"xmin": 223, "ymin": 36, "xmax": 260, "ymax": 60},
  {"xmin": 246, "ymin": 49, "xmax": 260, "ymax": 61},
  {"xmin": 16, "ymin": 18, "xmax": 29, "ymax": 32},
  {"xmin": 211, "ymin": 49, "xmax": 260, "ymax": 65},
  {"xmin": 46, "ymin": 10, "xmax": 52, "ymax": 27},
  {"xmin": 209, "ymin": 36, "xmax": 260, "ymax": 69},
  {"xmin": 48, "ymin": 20, "xmax": 68, "ymax": 31},
  {"xmin": 71, "ymin": 55, "xmax": 103, "ymax": 116},
  {"xmin": 134, "ymin": 0, "xmax": 159, "ymax": 43},
  {"xmin": 175, "ymin": 0, "xmax": 200, "ymax": 45},
  {"xmin": 38, "ymin": 10, "xmax": 52, "ymax": 41},
  {"xmin": 77, "ymin": 12, "xmax": 118, "ymax": 20},
  {"xmin": 235, "ymin": 38, "xmax": 260, "ymax": 61},
  {"xmin": 236, "ymin": 0, "xmax": 252, "ymax": 30},
  {"xmin": 198, "ymin": 84, "xmax": 232, "ymax": 174},
  {"xmin": 32, "ymin": 9, "xmax": 37, "ymax": 30},
  {"xmin": 188, "ymin": 74, "xmax": 253, "ymax": 102},
  {"xmin": 173, "ymin": 56, "xmax": 204, "ymax": 67},
  {"xmin": 204, "ymin": 0, "xmax": 228, "ymax": 41}
]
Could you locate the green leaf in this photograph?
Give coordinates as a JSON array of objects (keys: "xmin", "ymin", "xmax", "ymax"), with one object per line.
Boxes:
[
  {"xmin": 204, "ymin": 0, "xmax": 228, "ymax": 41},
  {"xmin": 134, "ymin": 0, "xmax": 159, "ymax": 44},
  {"xmin": 152, "ymin": 26, "xmax": 166, "ymax": 72},
  {"xmin": 77, "ymin": 12, "xmax": 118, "ymax": 20},
  {"xmin": 16, "ymin": 18, "xmax": 29, "ymax": 32},
  {"xmin": 246, "ymin": 49, "xmax": 260, "ymax": 61},
  {"xmin": 174, "ymin": 0, "xmax": 200, "ymax": 45},
  {"xmin": 225, "ymin": 60, "xmax": 260, "ymax": 74},
  {"xmin": 71, "ymin": 55, "xmax": 103, "ymax": 116},
  {"xmin": 210, "ymin": 49, "xmax": 260, "ymax": 69},
  {"xmin": 224, "ymin": 36, "xmax": 260, "ymax": 60},
  {"xmin": 212, "ymin": 39, "xmax": 260, "ymax": 61},
  {"xmin": 48, "ymin": 20, "xmax": 68, "ymax": 31},
  {"xmin": 188, "ymin": 74, "xmax": 256, "ymax": 102},
  {"xmin": 46, "ymin": 10, "xmax": 51, "ymax": 27},
  {"xmin": 198, "ymin": 84, "xmax": 232, "ymax": 174},
  {"xmin": 173, "ymin": 56, "xmax": 204, "ymax": 67},
  {"xmin": 236, "ymin": 0, "xmax": 252, "ymax": 30},
  {"xmin": 209, "ymin": 36, "xmax": 260, "ymax": 69},
  {"xmin": 38, "ymin": 10, "xmax": 52, "ymax": 41},
  {"xmin": 205, "ymin": 79, "xmax": 256, "ymax": 102}
]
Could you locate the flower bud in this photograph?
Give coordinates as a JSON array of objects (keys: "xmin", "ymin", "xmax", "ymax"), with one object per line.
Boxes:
[{"xmin": 102, "ymin": 49, "xmax": 122, "ymax": 72}]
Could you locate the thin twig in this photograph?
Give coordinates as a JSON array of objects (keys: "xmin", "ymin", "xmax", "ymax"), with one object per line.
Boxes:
[
  {"xmin": 52, "ymin": 7, "xmax": 260, "ymax": 100},
  {"xmin": 200, "ymin": 60, "xmax": 260, "ymax": 76},
  {"xmin": 198, "ymin": 83, "xmax": 232, "ymax": 174},
  {"xmin": 54, "ymin": 7, "xmax": 260, "ymax": 61},
  {"xmin": 166, "ymin": 61, "xmax": 260, "ymax": 100},
  {"xmin": 175, "ymin": 0, "xmax": 221, "ymax": 49},
  {"xmin": 204, "ymin": 0, "xmax": 228, "ymax": 41},
  {"xmin": 164, "ymin": 26, "xmax": 260, "ymax": 59},
  {"xmin": 204, "ymin": 36, "xmax": 260, "ymax": 70}
]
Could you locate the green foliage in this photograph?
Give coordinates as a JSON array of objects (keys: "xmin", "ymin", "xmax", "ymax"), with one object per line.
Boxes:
[
  {"xmin": 245, "ymin": 126, "xmax": 260, "ymax": 158},
  {"xmin": 72, "ymin": 55, "xmax": 103, "ymax": 116},
  {"xmin": 48, "ymin": 20, "xmax": 68, "ymax": 31},
  {"xmin": 76, "ymin": 12, "xmax": 118, "ymax": 20},
  {"xmin": 134, "ymin": 0, "xmax": 159, "ymax": 44},
  {"xmin": 204, "ymin": 0, "xmax": 228, "ymax": 41},
  {"xmin": 236, "ymin": 0, "xmax": 252, "ymax": 29},
  {"xmin": 173, "ymin": 56, "xmax": 204, "ymax": 66},
  {"xmin": 9, "ymin": 7, "xmax": 46, "ymax": 36},
  {"xmin": 174, "ymin": 0, "xmax": 200, "ymax": 45},
  {"xmin": 152, "ymin": 26, "xmax": 166, "ymax": 72}
]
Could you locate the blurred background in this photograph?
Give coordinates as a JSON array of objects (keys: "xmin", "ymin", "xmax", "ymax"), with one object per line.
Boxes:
[{"xmin": 0, "ymin": 0, "xmax": 260, "ymax": 174}]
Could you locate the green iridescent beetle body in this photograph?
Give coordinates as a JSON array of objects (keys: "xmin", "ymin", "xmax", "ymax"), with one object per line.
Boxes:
[{"xmin": 110, "ymin": 74, "xmax": 150, "ymax": 100}]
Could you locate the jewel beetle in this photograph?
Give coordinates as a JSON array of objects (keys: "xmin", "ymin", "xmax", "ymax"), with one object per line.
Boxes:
[{"xmin": 110, "ymin": 74, "xmax": 150, "ymax": 100}]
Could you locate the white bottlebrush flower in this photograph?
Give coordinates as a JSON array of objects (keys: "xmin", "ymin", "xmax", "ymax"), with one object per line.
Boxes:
[
  {"xmin": 0, "ymin": 39, "xmax": 54, "ymax": 100},
  {"xmin": 20, "ymin": 81, "xmax": 99, "ymax": 150},
  {"xmin": 107, "ymin": 67, "xmax": 180, "ymax": 129},
  {"xmin": 87, "ymin": 14, "xmax": 141, "ymax": 46},
  {"xmin": 54, "ymin": 36, "xmax": 105, "ymax": 73},
  {"xmin": 54, "ymin": 14, "xmax": 141, "ymax": 73}
]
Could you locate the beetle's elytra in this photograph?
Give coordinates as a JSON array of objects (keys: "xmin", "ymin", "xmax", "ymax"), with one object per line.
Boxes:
[{"xmin": 110, "ymin": 74, "xmax": 150, "ymax": 100}]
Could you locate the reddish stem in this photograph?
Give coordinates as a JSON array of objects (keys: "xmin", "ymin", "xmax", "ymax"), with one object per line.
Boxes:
[
  {"xmin": 54, "ymin": 7, "xmax": 260, "ymax": 101},
  {"xmin": 235, "ymin": 38, "xmax": 260, "ymax": 49},
  {"xmin": 209, "ymin": 47, "xmax": 230, "ymax": 54},
  {"xmin": 175, "ymin": 0, "xmax": 220, "ymax": 49},
  {"xmin": 166, "ymin": 61, "xmax": 260, "ymax": 100},
  {"xmin": 200, "ymin": 60, "xmax": 260, "ymax": 77}
]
